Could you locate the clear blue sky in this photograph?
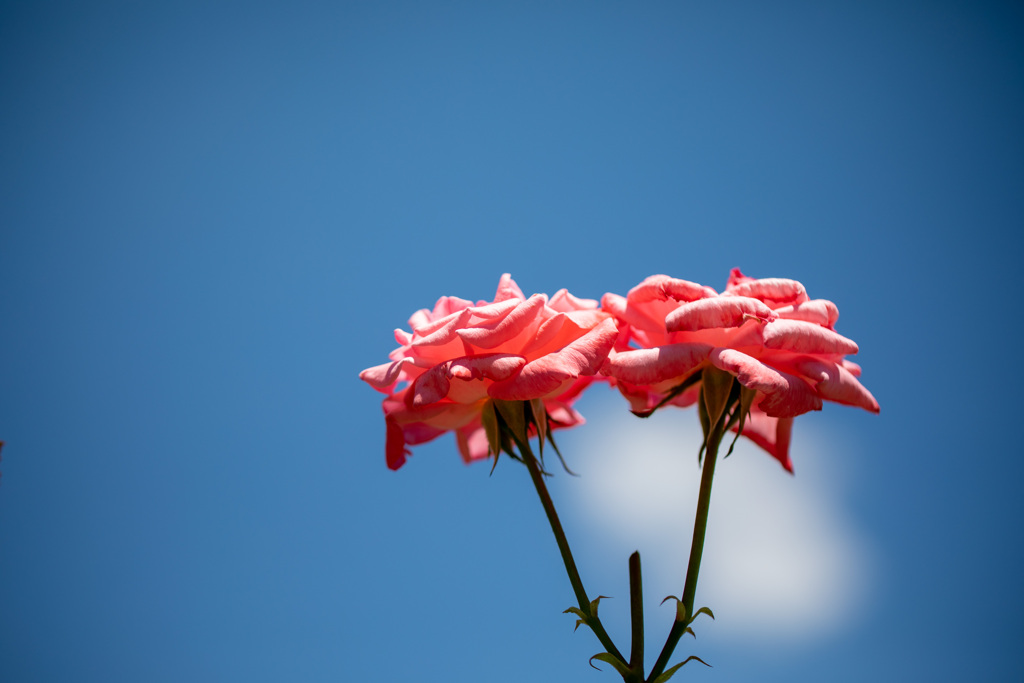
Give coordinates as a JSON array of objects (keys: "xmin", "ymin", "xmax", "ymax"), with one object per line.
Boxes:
[{"xmin": 2, "ymin": 2, "xmax": 1022, "ymax": 681}]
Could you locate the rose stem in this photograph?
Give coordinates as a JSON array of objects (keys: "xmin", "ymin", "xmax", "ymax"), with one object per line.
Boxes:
[
  {"xmin": 646, "ymin": 412, "xmax": 726, "ymax": 680},
  {"xmin": 628, "ymin": 551, "xmax": 645, "ymax": 677},
  {"xmin": 520, "ymin": 440, "xmax": 627, "ymax": 666}
]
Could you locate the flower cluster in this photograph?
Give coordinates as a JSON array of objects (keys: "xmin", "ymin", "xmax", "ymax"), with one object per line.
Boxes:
[{"xmin": 360, "ymin": 270, "xmax": 878, "ymax": 471}]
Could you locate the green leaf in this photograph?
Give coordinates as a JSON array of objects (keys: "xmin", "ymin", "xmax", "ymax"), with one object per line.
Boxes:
[
  {"xmin": 563, "ymin": 606, "xmax": 586, "ymax": 619},
  {"xmin": 692, "ymin": 606, "xmax": 715, "ymax": 622},
  {"xmin": 588, "ymin": 652, "xmax": 631, "ymax": 676},
  {"xmin": 661, "ymin": 595, "xmax": 687, "ymax": 624},
  {"xmin": 589, "ymin": 595, "xmax": 610, "ymax": 618},
  {"xmin": 649, "ymin": 656, "xmax": 712, "ymax": 683}
]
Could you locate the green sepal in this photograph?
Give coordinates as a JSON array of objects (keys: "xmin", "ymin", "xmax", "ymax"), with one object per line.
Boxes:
[
  {"xmin": 631, "ymin": 371, "xmax": 703, "ymax": 418},
  {"xmin": 589, "ymin": 652, "xmax": 631, "ymax": 676},
  {"xmin": 701, "ymin": 366, "xmax": 734, "ymax": 435},
  {"xmin": 481, "ymin": 400, "xmax": 501, "ymax": 458},
  {"xmin": 724, "ymin": 385, "xmax": 757, "ymax": 458},
  {"xmin": 649, "ymin": 656, "xmax": 712, "ymax": 683},
  {"xmin": 529, "ymin": 398, "xmax": 547, "ymax": 458},
  {"xmin": 493, "ymin": 399, "xmax": 528, "ymax": 447},
  {"xmin": 685, "ymin": 627, "xmax": 695, "ymax": 638},
  {"xmin": 544, "ymin": 426, "xmax": 577, "ymax": 475},
  {"xmin": 697, "ymin": 391, "xmax": 710, "ymax": 464}
]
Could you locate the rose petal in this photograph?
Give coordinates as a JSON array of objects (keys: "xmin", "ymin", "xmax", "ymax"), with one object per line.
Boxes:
[
  {"xmin": 359, "ymin": 358, "xmax": 413, "ymax": 391},
  {"xmin": 457, "ymin": 294, "xmax": 547, "ymax": 350},
  {"xmin": 493, "ymin": 273, "xmax": 526, "ymax": 302},
  {"xmin": 794, "ymin": 358, "xmax": 880, "ymax": 413},
  {"xmin": 773, "ymin": 299, "xmax": 839, "ymax": 329},
  {"xmin": 549, "ymin": 288, "xmax": 598, "ymax": 313},
  {"xmin": 489, "ymin": 318, "xmax": 618, "ymax": 400},
  {"xmin": 732, "ymin": 411, "xmax": 794, "ymax": 472},
  {"xmin": 710, "ymin": 348, "xmax": 822, "ymax": 418},
  {"xmin": 385, "ymin": 416, "xmax": 411, "ymax": 470},
  {"xmin": 762, "ymin": 319, "xmax": 859, "ymax": 355},
  {"xmin": 725, "ymin": 277, "xmax": 809, "ymax": 308},
  {"xmin": 627, "ymin": 275, "xmax": 717, "ymax": 304},
  {"xmin": 601, "ymin": 342, "xmax": 713, "ymax": 385},
  {"xmin": 409, "ymin": 354, "xmax": 525, "ymax": 407},
  {"xmin": 666, "ymin": 296, "xmax": 778, "ymax": 332},
  {"xmin": 456, "ymin": 424, "xmax": 491, "ymax": 463}
]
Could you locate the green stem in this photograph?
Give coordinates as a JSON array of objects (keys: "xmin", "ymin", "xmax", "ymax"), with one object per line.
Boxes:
[
  {"xmin": 647, "ymin": 422, "xmax": 724, "ymax": 680},
  {"xmin": 628, "ymin": 551, "xmax": 645, "ymax": 678},
  {"xmin": 521, "ymin": 444, "xmax": 627, "ymax": 666}
]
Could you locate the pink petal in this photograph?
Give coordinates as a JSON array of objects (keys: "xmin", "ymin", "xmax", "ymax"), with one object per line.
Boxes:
[
  {"xmin": 762, "ymin": 319, "xmax": 859, "ymax": 355},
  {"xmin": 773, "ymin": 299, "xmax": 839, "ymax": 329},
  {"xmin": 456, "ymin": 424, "xmax": 491, "ymax": 463},
  {"xmin": 409, "ymin": 354, "xmax": 525, "ymax": 407},
  {"xmin": 549, "ymin": 288, "xmax": 598, "ymax": 313},
  {"xmin": 520, "ymin": 310, "xmax": 611, "ymax": 359},
  {"xmin": 410, "ymin": 309, "xmax": 473, "ymax": 346},
  {"xmin": 493, "ymin": 273, "xmax": 526, "ymax": 302},
  {"xmin": 725, "ymin": 267, "xmax": 757, "ymax": 289},
  {"xmin": 601, "ymin": 342, "xmax": 713, "ymax": 385},
  {"xmin": 842, "ymin": 359, "xmax": 863, "ymax": 376},
  {"xmin": 732, "ymin": 411, "xmax": 794, "ymax": 472},
  {"xmin": 628, "ymin": 275, "xmax": 717, "ymax": 304},
  {"xmin": 666, "ymin": 296, "xmax": 777, "ymax": 332},
  {"xmin": 601, "ymin": 292, "xmax": 669, "ymax": 337},
  {"xmin": 725, "ymin": 277, "xmax": 809, "ymax": 308},
  {"xmin": 794, "ymin": 358, "xmax": 880, "ymax": 413},
  {"xmin": 359, "ymin": 358, "xmax": 413, "ymax": 390},
  {"xmin": 457, "ymin": 294, "xmax": 547, "ymax": 350},
  {"xmin": 710, "ymin": 348, "xmax": 822, "ymax": 418},
  {"xmin": 385, "ymin": 416, "xmax": 410, "ymax": 470},
  {"xmin": 488, "ymin": 318, "xmax": 618, "ymax": 400}
]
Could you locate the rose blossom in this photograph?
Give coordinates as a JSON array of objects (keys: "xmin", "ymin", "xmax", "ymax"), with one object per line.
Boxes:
[
  {"xmin": 360, "ymin": 274, "xmax": 618, "ymax": 469},
  {"xmin": 601, "ymin": 268, "xmax": 878, "ymax": 471}
]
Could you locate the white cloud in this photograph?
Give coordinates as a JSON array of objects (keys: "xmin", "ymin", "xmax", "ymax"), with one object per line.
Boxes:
[{"xmin": 554, "ymin": 395, "xmax": 875, "ymax": 647}]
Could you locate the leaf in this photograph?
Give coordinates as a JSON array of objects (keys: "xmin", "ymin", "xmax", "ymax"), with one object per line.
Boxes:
[
  {"xmin": 661, "ymin": 595, "xmax": 687, "ymax": 624},
  {"xmin": 649, "ymin": 656, "xmax": 712, "ymax": 683},
  {"xmin": 589, "ymin": 595, "xmax": 611, "ymax": 618},
  {"xmin": 563, "ymin": 606, "xmax": 586, "ymax": 619},
  {"xmin": 589, "ymin": 652, "xmax": 631, "ymax": 676},
  {"xmin": 692, "ymin": 606, "xmax": 715, "ymax": 622}
]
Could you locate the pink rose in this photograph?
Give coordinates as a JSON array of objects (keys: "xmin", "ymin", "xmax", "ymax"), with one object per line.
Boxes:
[
  {"xmin": 360, "ymin": 274, "xmax": 618, "ymax": 469},
  {"xmin": 601, "ymin": 269, "xmax": 878, "ymax": 471}
]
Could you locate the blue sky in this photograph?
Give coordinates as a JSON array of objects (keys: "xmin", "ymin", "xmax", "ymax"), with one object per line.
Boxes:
[{"xmin": 2, "ymin": 1, "xmax": 1022, "ymax": 681}]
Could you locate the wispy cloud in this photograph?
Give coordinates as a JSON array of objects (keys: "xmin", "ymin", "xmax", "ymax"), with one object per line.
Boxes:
[{"xmin": 554, "ymin": 394, "xmax": 875, "ymax": 647}]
